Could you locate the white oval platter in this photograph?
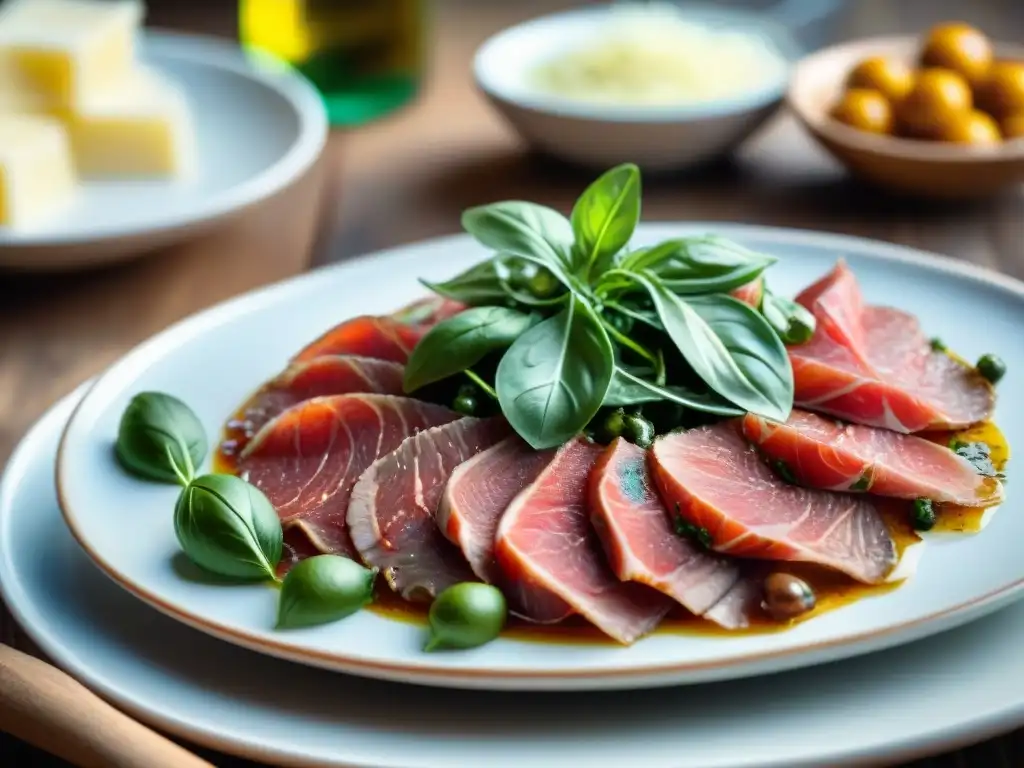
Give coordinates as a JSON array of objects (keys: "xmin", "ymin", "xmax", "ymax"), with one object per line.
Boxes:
[
  {"xmin": 55, "ymin": 224, "xmax": 1024, "ymax": 691},
  {"xmin": 0, "ymin": 31, "xmax": 327, "ymax": 271},
  {"xmin": 10, "ymin": 389, "xmax": 1024, "ymax": 767}
]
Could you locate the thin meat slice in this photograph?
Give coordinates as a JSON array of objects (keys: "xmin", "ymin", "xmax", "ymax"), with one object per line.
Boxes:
[
  {"xmin": 495, "ymin": 438, "xmax": 672, "ymax": 644},
  {"xmin": 730, "ymin": 276, "xmax": 764, "ymax": 308},
  {"xmin": 703, "ymin": 573, "xmax": 767, "ymax": 630},
  {"xmin": 348, "ymin": 418, "xmax": 511, "ymax": 601},
  {"xmin": 589, "ymin": 438, "xmax": 742, "ymax": 619},
  {"xmin": 790, "ymin": 262, "xmax": 993, "ymax": 432},
  {"xmin": 237, "ymin": 395, "xmax": 458, "ymax": 559},
  {"xmin": 292, "ymin": 316, "xmax": 427, "ymax": 364},
  {"xmin": 651, "ymin": 421, "xmax": 898, "ymax": 584},
  {"xmin": 742, "ymin": 409, "xmax": 1003, "ymax": 507},
  {"xmin": 436, "ymin": 437, "xmax": 568, "ymax": 622},
  {"xmin": 227, "ymin": 356, "xmax": 405, "ymax": 453}
]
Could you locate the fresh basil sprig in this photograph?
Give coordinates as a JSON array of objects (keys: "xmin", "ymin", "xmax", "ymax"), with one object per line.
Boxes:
[
  {"xmin": 174, "ymin": 474, "xmax": 283, "ymax": 581},
  {"xmin": 761, "ymin": 289, "xmax": 816, "ymax": 345},
  {"xmin": 571, "ymin": 163, "xmax": 640, "ymax": 278},
  {"xmin": 277, "ymin": 555, "xmax": 377, "ymax": 629},
  {"xmin": 497, "ymin": 295, "xmax": 614, "ymax": 448},
  {"xmin": 115, "ymin": 392, "xmax": 207, "ymax": 485},
  {"xmin": 414, "ymin": 163, "xmax": 803, "ymax": 448},
  {"xmin": 403, "ymin": 307, "xmax": 539, "ymax": 392}
]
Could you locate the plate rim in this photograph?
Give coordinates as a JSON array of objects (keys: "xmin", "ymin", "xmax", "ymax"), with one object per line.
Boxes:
[
  {"xmin": 54, "ymin": 224, "xmax": 1024, "ymax": 689},
  {"xmin": 0, "ymin": 29, "xmax": 328, "ymax": 248},
  {"xmin": 7, "ymin": 389, "xmax": 1024, "ymax": 768}
]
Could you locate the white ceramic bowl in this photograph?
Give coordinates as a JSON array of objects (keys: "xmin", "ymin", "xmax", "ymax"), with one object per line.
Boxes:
[{"xmin": 472, "ymin": 4, "xmax": 801, "ymax": 172}]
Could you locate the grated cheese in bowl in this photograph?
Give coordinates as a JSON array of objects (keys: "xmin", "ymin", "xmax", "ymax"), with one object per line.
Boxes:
[{"xmin": 529, "ymin": 2, "xmax": 788, "ymax": 107}]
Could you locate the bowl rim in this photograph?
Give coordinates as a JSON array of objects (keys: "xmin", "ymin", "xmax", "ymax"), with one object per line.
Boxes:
[
  {"xmin": 472, "ymin": 3, "xmax": 799, "ymax": 125},
  {"xmin": 787, "ymin": 33, "xmax": 1024, "ymax": 163}
]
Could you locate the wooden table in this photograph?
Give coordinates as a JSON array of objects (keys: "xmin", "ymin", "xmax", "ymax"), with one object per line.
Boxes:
[{"xmin": 1, "ymin": 1, "xmax": 1022, "ymax": 765}]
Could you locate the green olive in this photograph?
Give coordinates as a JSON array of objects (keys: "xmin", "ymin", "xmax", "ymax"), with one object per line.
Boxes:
[
  {"xmin": 976, "ymin": 353, "xmax": 1006, "ymax": 384},
  {"xmin": 913, "ymin": 498, "xmax": 936, "ymax": 531},
  {"xmin": 622, "ymin": 414, "xmax": 656, "ymax": 449},
  {"xmin": 425, "ymin": 582, "xmax": 507, "ymax": 651}
]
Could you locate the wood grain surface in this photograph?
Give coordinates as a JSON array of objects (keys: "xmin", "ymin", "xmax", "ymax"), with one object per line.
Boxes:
[{"xmin": 0, "ymin": 1, "xmax": 1021, "ymax": 766}]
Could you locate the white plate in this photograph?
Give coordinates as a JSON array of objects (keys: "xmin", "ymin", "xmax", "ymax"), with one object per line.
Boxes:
[
  {"xmin": 0, "ymin": 31, "xmax": 327, "ymax": 271},
  {"xmin": 56, "ymin": 225, "xmax": 1024, "ymax": 691},
  {"xmin": 8, "ymin": 388, "xmax": 1024, "ymax": 768}
]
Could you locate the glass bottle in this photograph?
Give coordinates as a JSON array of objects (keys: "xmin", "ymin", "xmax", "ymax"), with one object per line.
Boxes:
[{"xmin": 239, "ymin": 0, "xmax": 425, "ymax": 126}]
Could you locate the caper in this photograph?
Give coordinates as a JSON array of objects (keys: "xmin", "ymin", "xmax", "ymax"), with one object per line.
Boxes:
[
  {"xmin": 606, "ymin": 311, "xmax": 635, "ymax": 335},
  {"xmin": 600, "ymin": 408, "xmax": 629, "ymax": 443},
  {"xmin": 622, "ymin": 414, "xmax": 656, "ymax": 449},
  {"xmin": 762, "ymin": 572, "xmax": 816, "ymax": 621},
  {"xmin": 452, "ymin": 394, "xmax": 478, "ymax": 416},
  {"xmin": 425, "ymin": 582, "xmax": 507, "ymax": 651},
  {"xmin": 912, "ymin": 498, "xmax": 936, "ymax": 531},
  {"xmin": 527, "ymin": 267, "xmax": 561, "ymax": 299},
  {"xmin": 976, "ymin": 353, "xmax": 1006, "ymax": 384}
]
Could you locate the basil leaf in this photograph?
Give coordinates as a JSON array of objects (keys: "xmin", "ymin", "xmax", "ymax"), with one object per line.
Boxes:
[
  {"xmin": 496, "ymin": 295, "xmax": 614, "ymax": 449},
  {"xmin": 603, "ymin": 367, "xmax": 743, "ymax": 416},
  {"xmin": 276, "ymin": 555, "xmax": 377, "ymax": 629},
  {"xmin": 659, "ymin": 261, "xmax": 771, "ymax": 296},
  {"xmin": 633, "ymin": 274, "xmax": 794, "ymax": 422},
  {"xmin": 115, "ymin": 392, "xmax": 207, "ymax": 485},
  {"xmin": 571, "ymin": 162, "xmax": 640, "ymax": 278},
  {"xmin": 421, "ymin": 260, "xmax": 507, "ymax": 306},
  {"xmin": 624, "ymin": 236, "xmax": 775, "ymax": 275},
  {"xmin": 462, "ymin": 201, "xmax": 574, "ymax": 272},
  {"xmin": 761, "ymin": 290, "xmax": 817, "ymax": 345},
  {"xmin": 174, "ymin": 474, "xmax": 282, "ymax": 581},
  {"xmin": 403, "ymin": 307, "xmax": 539, "ymax": 392}
]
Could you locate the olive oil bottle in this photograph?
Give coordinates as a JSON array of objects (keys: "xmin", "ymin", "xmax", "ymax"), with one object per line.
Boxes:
[{"xmin": 239, "ymin": 0, "xmax": 425, "ymax": 125}]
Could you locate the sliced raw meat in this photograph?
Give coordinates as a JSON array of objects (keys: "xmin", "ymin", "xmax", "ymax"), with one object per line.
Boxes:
[
  {"xmin": 730, "ymin": 276, "xmax": 764, "ymax": 308},
  {"xmin": 650, "ymin": 421, "xmax": 898, "ymax": 584},
  {"xmin": 292, "ymin": 316, "xmax": 427, "ymax": 364},
  {"xmin": 435, "ymin": 437, "xmax": 567, "ymax": 622},
  {"xmin": 742, "ymin": 409, "xmax": 1004, "ymax": 507},
  {"xmin": 790, "ymin": 262, "xmax": 994, "ymax": 432},
  {"xmin": 389, "ymin": 296, "xmax": 465, "ymax": 326},
  {"xmin": 238, "ymin": 395, "xmax": 458, "ymax": 559},
  {"xmin": 495, "ymin": 438, "xmax": 672, "ymax": 644},
  {"xmin": 348, "ymin": 418, "xmax": 511, "ymax": 601},
  {"xmin": 703, "ymin": 573, "xmax": 766, "ymax": 630},
  {"xmin": 589, "ymin": 438, "xmax": 742, "ymax": 619},
  {"xmin": 228, "ymin": 356, "xmax": 404, "ymax": 453},
  {"xmin": 276, "ymin": 528, "xmax": 323, "ymax": 578}
]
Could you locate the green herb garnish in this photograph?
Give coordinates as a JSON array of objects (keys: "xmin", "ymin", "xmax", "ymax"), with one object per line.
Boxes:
[
  {"xmin": 407, "ymin": 163, "xmax": 800, "ymax": 449},
  {"xmin": 773, "ymin": 459, "xmax": 798, "ymax": 485},
  {"xmin": 912, "ymin": 498, "xmax": 936, "ymax": 531},
  {"xmin": 115, "ymin": 392, "xmax": 207, "ymax": 485},
  {"xmin": 673, "ymin": 506, "xmax": 713, "ymax": 549},
  {"xmin": 849, "ymin": 472, "xmax": 872, "ymax": 492},
  {"xmin": 950, "ymin": 440, "xmax": 1001, "ymax": 478},
  {"xmin": 930, "ymin": 337, "xmax": 947, "ymax": 352},
  {"xmin": 173, "ymin": 473, "xmax": 283, "ymax": 581}
]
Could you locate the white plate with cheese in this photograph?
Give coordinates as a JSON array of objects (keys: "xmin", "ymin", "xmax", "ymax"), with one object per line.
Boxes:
[{"xmin": 0, "ymin": 0, "xmax": 327, "ymax": 271}]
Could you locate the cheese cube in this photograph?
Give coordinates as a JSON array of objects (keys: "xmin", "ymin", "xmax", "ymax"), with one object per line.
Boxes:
[
  {"xmin": 0, "ymin": 0, "xmax": 143, "ymax": 108},
  {"xmin": 0, "ymin": 114, "xmax": 76, "ymax": 227},
  {"xmin": 67, "ymin": 67, "xmax": 196, "ymax": 178}
]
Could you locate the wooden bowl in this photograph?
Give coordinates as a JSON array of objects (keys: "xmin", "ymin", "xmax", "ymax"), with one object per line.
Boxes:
[{"xmin": 787, "ymin": 35, "xmax": 1024, "ymax": 200}]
